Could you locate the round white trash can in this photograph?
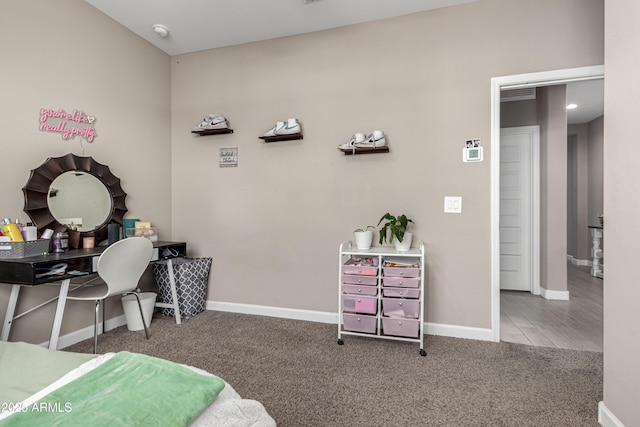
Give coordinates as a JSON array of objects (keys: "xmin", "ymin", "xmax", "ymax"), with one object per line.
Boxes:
[{"xmin": 121, "ymin": 292, "xmax": 157, "ymax": 331}]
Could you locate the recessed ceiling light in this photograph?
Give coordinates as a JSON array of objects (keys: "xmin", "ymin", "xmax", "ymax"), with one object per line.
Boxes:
[
  {"xmin": 566, "ymin": 103, "xmax": 578, "ymax": 110},
  {"xmin": 152, "ymin": 24, "xmax": 170, "ymax": 38}
]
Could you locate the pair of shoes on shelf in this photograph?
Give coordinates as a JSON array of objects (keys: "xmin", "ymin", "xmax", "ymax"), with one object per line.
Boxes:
[
  {"xmin": 338, "ymin": 130, "xmax": 386, "ymax": 150},
  {"xmin": 192, "ymin": 114, "xmax": 228, "ymax": 131},
  {"xmin": 263, "ymin": 118, "xmax": 301, "ymax": 137}
]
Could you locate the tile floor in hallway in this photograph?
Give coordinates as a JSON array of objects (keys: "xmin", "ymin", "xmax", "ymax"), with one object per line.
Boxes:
[{"xmin": 500, "ymin": 262, "xmax": 603, "ymax": 352}]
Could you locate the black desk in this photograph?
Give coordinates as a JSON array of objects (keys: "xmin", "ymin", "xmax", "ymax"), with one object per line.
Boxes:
[{"xmin": 0, "ymin": 240, "xmax": 186, "ymax": 349}]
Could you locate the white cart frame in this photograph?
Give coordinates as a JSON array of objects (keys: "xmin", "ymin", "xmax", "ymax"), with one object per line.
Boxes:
[{"xmin": 337, "ymin": 241, "xmax": 426, "ymax": 356}]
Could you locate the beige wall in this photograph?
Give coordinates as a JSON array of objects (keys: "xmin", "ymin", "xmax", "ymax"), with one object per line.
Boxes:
[
  {"xmin": 588, "ymin": 116, "xmax": 604, "ymax": 227},
  {"xmin": 0, "ymin": 0, "xmax": 171, "ymax": 343},
  {"xmin": 567, "ymin": 123, "xmax": 590, "ymax": 261},
  {"xmin": 538, "ymin": 86, "xmax": 569, "ymax": 293},
  {"xmin": 603, "ymin": 1, "xmax": 640, "ymax": 425},
  {"xmin": 171, "ymin": 0, "xmax": 603, "ymax": 328}
]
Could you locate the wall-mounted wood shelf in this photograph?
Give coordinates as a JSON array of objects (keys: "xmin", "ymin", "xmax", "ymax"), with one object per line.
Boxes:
[
  {"xmin": 339, "ymin": 146, "xmax": 389, "ymax": 155},
  {"xmin": 259, "ymin": 133, "xmax": 303, "ymax": 143},
  {"xmin": 191, "ymin": 128, "xmax": 234, "ymax": 136}
]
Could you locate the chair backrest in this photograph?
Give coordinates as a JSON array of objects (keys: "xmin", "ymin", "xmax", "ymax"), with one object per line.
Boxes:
[{"xmin": 97, "ymin": 237, "xmax": 154, "ymax": 296}]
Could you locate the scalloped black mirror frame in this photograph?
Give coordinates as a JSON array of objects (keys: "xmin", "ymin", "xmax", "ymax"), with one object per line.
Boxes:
[{"xmin": 22, "ymin": 153, "xmax": 127, "ymax": 249}]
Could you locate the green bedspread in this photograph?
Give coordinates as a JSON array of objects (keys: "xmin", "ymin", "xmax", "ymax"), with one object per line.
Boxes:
[
  {"xmin": 0, "ymin": 341, "xmax": 97, "ymax": 405},
  {"xmin": 1, "ymin": 351, "xmax": 225, "ymax": 427}
]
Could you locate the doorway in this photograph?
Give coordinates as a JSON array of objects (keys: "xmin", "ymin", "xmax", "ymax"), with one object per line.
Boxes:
[{"xmin": 490, "ymin": 65, "xmax": 605, "ymax": 342}]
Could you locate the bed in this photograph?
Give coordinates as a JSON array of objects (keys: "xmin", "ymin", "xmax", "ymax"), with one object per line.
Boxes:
[{"xmin": 0, "ymin": 341, "xmax": 276, "ymax": 426}]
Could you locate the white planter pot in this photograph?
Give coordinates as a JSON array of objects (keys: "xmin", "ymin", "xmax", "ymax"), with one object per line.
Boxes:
[
  {"xmin": 354, "ymin": 230, "xmax": 374, "ymax": 250},
  {"xmin": 394, "ymin": 232, "xmax": 412, "ymax": 252}
]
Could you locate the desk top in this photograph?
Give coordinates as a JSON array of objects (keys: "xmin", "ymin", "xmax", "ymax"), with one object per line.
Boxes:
[{"xmin": 0, "ymin": 241, "xmax": 186, "ymax": 286}]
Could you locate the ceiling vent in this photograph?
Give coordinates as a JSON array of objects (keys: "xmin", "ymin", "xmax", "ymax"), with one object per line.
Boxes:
[{"xmin": 501, "ymin": 87, "xmax": 536, "ymax": 102}]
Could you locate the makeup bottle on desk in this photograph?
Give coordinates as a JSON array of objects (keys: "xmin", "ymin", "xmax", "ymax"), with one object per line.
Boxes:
[
  {"xmin": 22, "ymin": 222, "xmax": 38, "ymax": 241},
  {"xmin": 2, "ymin": 218, "xmax": 24, "ymax": 242}
]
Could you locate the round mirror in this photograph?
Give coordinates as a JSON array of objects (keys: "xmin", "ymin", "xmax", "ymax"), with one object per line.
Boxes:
[
  {"xmin": 47, "ymin": 171, "xmax": 112, "ymax": 231},
  {"xmin": 22, "ymin": 153, "xmax": 128, "ymax": 248}
]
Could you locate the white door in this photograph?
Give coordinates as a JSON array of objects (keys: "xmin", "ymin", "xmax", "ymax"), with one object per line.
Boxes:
[{"xmin": 500, "ymin": 126, "xmax": 539, "ymax": 291}]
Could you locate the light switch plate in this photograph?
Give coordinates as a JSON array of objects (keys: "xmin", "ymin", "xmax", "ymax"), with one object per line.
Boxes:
[{"xmin": 444, "ymin": 196, "xmax": 462, "ymax": 213}]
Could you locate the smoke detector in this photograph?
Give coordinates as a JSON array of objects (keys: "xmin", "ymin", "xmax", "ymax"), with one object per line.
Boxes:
[
  {"xmin": 152, "ymin": 24, "xmax": 170, "ymax": 38},
  {"xmin": 302, "ymin": 0, "xmax": 323, "ymax": 3}
]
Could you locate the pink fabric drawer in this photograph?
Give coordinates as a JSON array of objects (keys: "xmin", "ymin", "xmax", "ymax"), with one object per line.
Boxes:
[
  {"xmin": 343, "ymin": 313, "xmax": 377, "ymax": 334},
  {"xmin": 382, "ymin": 277, "xmax": 420, "ymax": 288},
  {"xmin": 382, "ymin": 298, "xmax": 420, "ymax": 319},
  {"xmin": 343, "ymin": 274, "xmax": 377, "ymax": 286},
  {"xmin": 382, "ymin": 287, "xmax": 419, "ymax": 299},
  {"xmin": 383, "ymin": 266, "xmax": 420, "ymax": 278},
  {"xmin": 343, "ymin": 284, "xmax": 378, "ymax": 296},
  {"xmin": 382, "ymin": 317, "xmax": 420, "ymax": 338},
  {"xmin": 342, "ymin": 295, "xmax": 377, "ymax": 314}
]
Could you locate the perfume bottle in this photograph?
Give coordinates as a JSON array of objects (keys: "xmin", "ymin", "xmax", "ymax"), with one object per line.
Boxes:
[{"xmin": 2, "ymin": 218, "xmax": 24, "ymax": 242}]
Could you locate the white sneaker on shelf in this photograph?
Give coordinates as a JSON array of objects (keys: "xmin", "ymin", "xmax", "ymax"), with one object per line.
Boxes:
[
  {"xmin": 338, "ymin": 133, "xmax": 366, "ymax": 150},
  {"xmin": 263, "ymin": 121, "xmax": 286, "ymax": 137},
  {"xmin": 192, "ymin": 114, "xmax": 228, "ymax": 131},
  {"xmin": 355, "ymin": 130, "xmax": 386, "ymax": 148},
  {"xmin": 274, "ymin": 118, "xmax": 301, "ymax": 135}
]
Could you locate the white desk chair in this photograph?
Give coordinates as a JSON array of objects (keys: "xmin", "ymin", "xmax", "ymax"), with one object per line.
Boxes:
[{"xmin": 65, "ymin": 237, "xmax": 154, "ymax": 353}]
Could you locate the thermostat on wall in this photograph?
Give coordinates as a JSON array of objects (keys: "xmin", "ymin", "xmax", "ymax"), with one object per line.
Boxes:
[{"xmin": 463, "ymin": 138, "xmax": 483, "ymax": 162}]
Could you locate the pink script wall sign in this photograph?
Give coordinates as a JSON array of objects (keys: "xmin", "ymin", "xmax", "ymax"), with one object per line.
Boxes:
[{"xmin": 39, "ymin": 108, "xmax": 97, "ymax": 142}]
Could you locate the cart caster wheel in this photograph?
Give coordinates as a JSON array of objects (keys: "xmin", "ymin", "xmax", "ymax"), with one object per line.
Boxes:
[
  {"xmin": 419, "ymin": 349, "xmax": 427, "ymax": 357},
  {"xmin": 337, "ymin": 339, "xmax": 344, "ymax": 345}
]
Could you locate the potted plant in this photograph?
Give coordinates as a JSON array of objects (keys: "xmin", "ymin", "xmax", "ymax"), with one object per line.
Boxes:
[
  {"xmin": 353, "ymin": 225, "xmax": 375, "ymax": 250},
  {"xmin": 378, "ymin": 213, "xmax": 414, "ymax": 251}
]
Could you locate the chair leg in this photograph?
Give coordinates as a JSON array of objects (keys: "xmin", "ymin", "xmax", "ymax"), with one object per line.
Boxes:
[
  {"xmin": 93, "ymin": 299, "xmax": 99, "ymax": 354},
  {"xmin": 102, "ymin": 299, "xmax": 106, "ymax": 334},
  {"xmin": 124, "ymin": 292, "xmax": 151, "ymax": 340}
]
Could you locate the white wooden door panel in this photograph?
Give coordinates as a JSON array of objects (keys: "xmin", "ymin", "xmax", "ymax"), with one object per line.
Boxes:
[{"xmin": 500, "ymin": 128, "xmax": 535, "ymax": 291}]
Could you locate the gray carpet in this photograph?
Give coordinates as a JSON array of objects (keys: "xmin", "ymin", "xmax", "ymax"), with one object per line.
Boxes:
[{"xmin": 64, "ymin": 311, "xmax": 602, "ymax": 427}]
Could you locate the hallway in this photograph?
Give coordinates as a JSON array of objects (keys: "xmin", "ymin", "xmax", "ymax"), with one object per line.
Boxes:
[{"xmin": 500, "ymin": 262, "xmax": 603, "ymax": 352}]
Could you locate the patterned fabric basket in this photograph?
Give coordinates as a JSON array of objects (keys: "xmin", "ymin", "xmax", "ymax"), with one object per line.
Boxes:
[{"xmin": 152, "ymin": 257, "xmax": 212, "ymax": 318}]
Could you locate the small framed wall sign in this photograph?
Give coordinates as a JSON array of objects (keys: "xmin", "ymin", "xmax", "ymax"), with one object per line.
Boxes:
[{"xmin": 219, "ymin": 147, "xmax": 238, "ymax": 167}]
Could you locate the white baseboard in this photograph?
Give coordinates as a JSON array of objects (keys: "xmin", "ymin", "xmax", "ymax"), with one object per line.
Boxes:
[
  {"xmin": 599, "ymin": 401, "xmax": 625, "ymax": 427},
  {"xmin": 38, "ymin": 315, "xmax": 127, "ymax": 350},
  {"xmin": 567, "ymin": 255, "xmax": 592, "ymax": 267},
  {"xmin": 540, "ymin": 287, "xmax": 570, "ymax": 301},
  {"xmin": 207, "ymin": 301, "xmax": 495, "ymax": 342},
  {"xmin": 424, "ymin": 322, "xmax": 495, "ymax": 342},
  {"xmin": 207, "ymin": 301, "xmax": 338, "ymax": 324},
  {"xmin": 48, "ymin": 302, "xmax": 498, "ymax": 350}
]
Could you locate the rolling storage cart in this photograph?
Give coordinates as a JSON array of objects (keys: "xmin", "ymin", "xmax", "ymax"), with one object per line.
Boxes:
[{"xmin": 337, "ymin": 241, "xmax": 426, "ymax": 356}]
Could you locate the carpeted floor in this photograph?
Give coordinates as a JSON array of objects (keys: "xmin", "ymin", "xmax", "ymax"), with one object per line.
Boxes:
[{"xmin": 64, "ymin": 311, "xmax": 603, "ymax": 427}]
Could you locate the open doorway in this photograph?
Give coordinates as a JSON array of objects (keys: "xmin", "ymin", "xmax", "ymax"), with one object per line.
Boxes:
[{"xmin": 490, "ymin": 66, "xmax": 604, "ymax": 348}]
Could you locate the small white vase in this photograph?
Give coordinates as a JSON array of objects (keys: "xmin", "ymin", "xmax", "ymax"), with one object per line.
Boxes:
[
  {"xmin": 394, "ymin": 232, "xmax": 412, "ymax": 252},
  {"xmin": 354, "ymin": 230, "xmax": 374, "ymax": 250}
]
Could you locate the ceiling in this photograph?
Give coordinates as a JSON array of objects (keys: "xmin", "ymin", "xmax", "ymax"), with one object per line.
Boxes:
[
  {"xmin": 85, "ymin": 0, "xmax": 476, "ymax": 56},
  {"xmin": 566, "ymin": 79, "xmax": 604, "ymax": 124},
  {"xmin": 85, "ymin": 0, "xmax": 603, "ymax": 123}
]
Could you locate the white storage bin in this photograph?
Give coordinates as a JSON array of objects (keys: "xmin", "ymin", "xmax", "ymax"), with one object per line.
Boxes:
[
  {"xmin": 343, "ymin": 274, "xmax": 377, "ymax": 286},
  {"xmin": 382, "ymin": 287, "xmax": 420, "ymax": 299},
  {"xmin": 382, "ymin": 317, "xmax": 420, "ymax": 338},
  {"xmin": 343, "ymin": 313, "xmax": 377, "ymax": 334},
  {"xmin": 343, "ymin": 284, "xmax": 378, "ymax": 296},
  {"xmin": 382, "ymin": 266, "xmax": 420, "ymax": 278},
  {"xmin": 342, "ymin": 294, "xmax": 377, "ymax": 315},
  {"xmin": 382, "ymin": 298, "xmax": 420, "ymax": 319},
  {"xmin": 382, "ymin": 277, "xmax": 420, "ymax": 288}
]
